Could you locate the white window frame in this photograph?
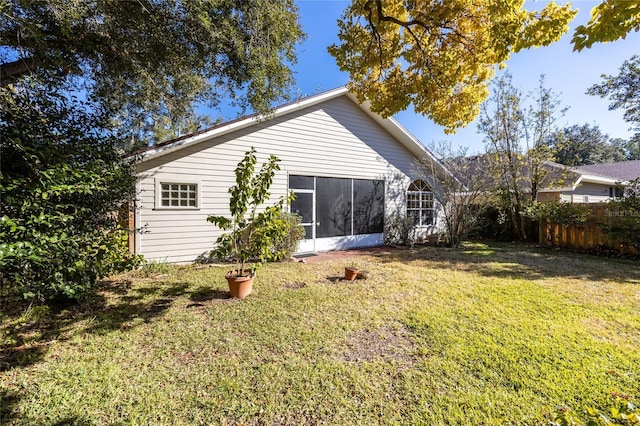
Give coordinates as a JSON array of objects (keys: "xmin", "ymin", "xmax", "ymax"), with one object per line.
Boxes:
[
  {"xmin": 407, "ymin": 180, "xmax": 434, "ymax": 227},
  {"xmin": 154, "ymin": 179, "xmax": 201, "ymax": 210}
]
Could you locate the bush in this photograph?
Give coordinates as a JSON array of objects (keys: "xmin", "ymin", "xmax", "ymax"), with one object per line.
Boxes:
[
  {"xmin": 384, "ymin": 214, "xmax": 415, "ymax": 246},
  {"xmin": 599, "ymin": 179, "xmax": 640, "ymax": 250},
  {"xmin": 525, "ymin": 200, "xmax": 592, "ymax": 227},
  {"xmin": 269, "ymin": 212, "xmax": 305, "ymax": 261},
  {"xmin": 0, "ymin": 85, "xmax": 142, "ymax": 302},
  {"xmin": 472, "ymin": 206, "xmax": 517, "ymax": 241}
]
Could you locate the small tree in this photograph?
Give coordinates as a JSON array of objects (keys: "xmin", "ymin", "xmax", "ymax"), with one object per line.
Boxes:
[
  {"xmin": 207, "ymin": 148, "xmax": 294, "ymax": 277},
  {"xmin": 414, "ymin": 141, "xmax": 493, "ymax": 247},
  {"xmin": 478, "ymin": 73, "xmax": 566, "ymax": 241}
]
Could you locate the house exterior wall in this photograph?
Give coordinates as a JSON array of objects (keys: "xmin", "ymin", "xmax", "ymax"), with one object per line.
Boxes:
[
  {"xmin": 135, "ymin": 96, "xmax": 436, "ymax": 263},
  {"xmin": 536, "ymin": 192, "xmax": 561, "ymax": 202},
  {"xmin": 538, "ymin": 184, "xmax": 618, "ymax": 204},
  {"xmin": 562, "ymin": 182, "xmax": 614, "ymax": 203}
]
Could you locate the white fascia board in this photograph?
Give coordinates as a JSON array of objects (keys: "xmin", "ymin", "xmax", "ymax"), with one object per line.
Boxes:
[
  {"xmin": 538, "ymin": 187, "xmax": 576, "ymax": 193},
  {"xmin": 136, "ymin": 86, "xmax": 450, "ymax": 182},
  {"xmin": 573, "ymin": 174, "xmax": 621, "ymax": 189},
  {"xmin": 138, "ymin": 87, "xmax": 350, "ymax": 164},
  {"xmin": 137, "ymin": 117, "xmax": 257, "ymax": 163}
]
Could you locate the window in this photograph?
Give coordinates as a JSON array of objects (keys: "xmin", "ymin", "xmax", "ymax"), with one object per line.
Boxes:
[
  {"xmin": 608, "ymin": 186, "xmax": 624, "ymax": 199},
  {"xmin": 615, "ymin": 187, "xmax": 623, "ymax": 198},
  {"xmin": 407, "ymin": 180, "xmax": 434, "ymax": 226},
  {"xmin": 157, "ymin": 182, "xmax": 199, "ymax": 208}
]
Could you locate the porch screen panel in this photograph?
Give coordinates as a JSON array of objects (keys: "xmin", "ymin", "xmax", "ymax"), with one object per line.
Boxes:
[
  {"xmin": 316, "ymin": 177, "xmax": 352, "ymax": 238},
  {"xmin": 290, "ymin": 192, "xmax": 314, "ymax": 239},
  {"xmin": 353, "ymin": 179, "xmax": 384, "ymax": 234}
]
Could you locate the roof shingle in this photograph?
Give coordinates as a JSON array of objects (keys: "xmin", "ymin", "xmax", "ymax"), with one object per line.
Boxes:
[{"xmin": 572, "ymin": 160, "xmax": 640, "ymax": 182}]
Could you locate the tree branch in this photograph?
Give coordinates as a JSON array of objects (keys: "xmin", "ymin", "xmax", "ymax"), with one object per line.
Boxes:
[
  {"xmin": 374, "ymin": 0, "xmax": 425, "ymax": 52},
  {"xmin": 1, "ymin": 58, "xmax": 37, "ymax": 84}
]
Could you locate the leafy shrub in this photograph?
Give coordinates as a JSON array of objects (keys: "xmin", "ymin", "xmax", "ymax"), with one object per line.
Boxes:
[
  {"xmin": 472, "ymin": 205, "xmax": 517, "ymax": 241},
  {"xmin": 525, "ymin": 200, "xmax": 593, "ymax": 227},
  {"xmin": 269, "ymin": 212, "xmax": 305, "ymax": 261},
  {"xmin": 599, "ymin": 179, "xmax": 640, "ymax": 249},
  {"xmin": 0, "ymin": 85, "xmax": 142, "ymax": 302},
  {"xmin": 384, "ymin": 214, "xmax": 415, "ymax": 246}
]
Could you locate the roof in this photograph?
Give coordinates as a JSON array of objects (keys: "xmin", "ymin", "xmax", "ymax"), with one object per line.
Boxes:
[
  {"xmin": 449, "ymin": 154, "xmax": 626, "ymax": 194},
  {"xmin": 571, "ymin": 160, "xmax": 640, "ymax": 182},
  {"xmin": 130, "ymin": 87, "xmax": 445, "ymax": 172}
]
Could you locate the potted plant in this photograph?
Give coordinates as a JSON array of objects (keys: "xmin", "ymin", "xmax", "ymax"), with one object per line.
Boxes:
[
  {"xmin": 207, "ymin": 147, "xmax": 293, "ymax": 299},
  {"xmin": 344, "ymin": 261, "xmax": 360, "ymax": 281}
]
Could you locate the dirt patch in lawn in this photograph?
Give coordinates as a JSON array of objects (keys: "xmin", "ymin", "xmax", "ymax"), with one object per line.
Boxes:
[
  {"xmin": 282, "ymin": 281, "xmax": 307, "ymax": 290},
  {"xmin": 340, "ymin": 324, "xmax": 416, "ymax": 365}
]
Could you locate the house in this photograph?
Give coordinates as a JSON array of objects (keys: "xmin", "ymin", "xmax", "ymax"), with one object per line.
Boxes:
[
  {"xmin": 538, "ymin": 160, "xmax": 640, "ymax": 203},
  {"xmin": 130, "ymin": 87, "xmax": 446, "ymax": 263}
]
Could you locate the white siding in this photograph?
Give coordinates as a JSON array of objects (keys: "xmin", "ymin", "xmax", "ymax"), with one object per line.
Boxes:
[
  {"xmin": 136, "ymin": 96, "xmax": 430, "ymax": 262},
  {"xmin": 564, "ymin": 183, "xmax": 613, "ymax": 203}
]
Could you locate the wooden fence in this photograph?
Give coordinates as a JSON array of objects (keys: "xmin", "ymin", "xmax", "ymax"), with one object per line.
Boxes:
[{"xmin": 538, "ymin": 204, "xmax": 638, "ymax": 255}]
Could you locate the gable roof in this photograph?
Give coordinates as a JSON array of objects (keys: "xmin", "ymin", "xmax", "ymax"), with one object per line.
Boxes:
[
  {"xmin": 571, "ymin": 160, "xmax": 640, "ymax": 182},
  {"xmin": 450, "ymin": 154, "xmax": 626, "ymax": 194},
  {"xmin": 131, "ymin": 87, "xmax": 445, "ymax": 172}
]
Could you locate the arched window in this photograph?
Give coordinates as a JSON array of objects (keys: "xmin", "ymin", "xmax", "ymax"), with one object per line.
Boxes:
[{"xmin": 407, "ymin": 180, "xmax": 434, "ymax": 226}]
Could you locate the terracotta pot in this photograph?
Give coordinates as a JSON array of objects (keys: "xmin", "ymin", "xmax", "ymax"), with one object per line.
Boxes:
[
  {"xmin": 344, "ymin": 267, "xmax": 359, "ymax": 281},
  {"xmin": 225, "ymin": 270, "xmax": 254, "ymax": 299}
]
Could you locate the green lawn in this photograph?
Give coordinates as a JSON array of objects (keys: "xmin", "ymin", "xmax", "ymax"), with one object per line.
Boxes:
[{"xmin": 2, "ymin": 243, "xmax": 639, "ymax": 425}]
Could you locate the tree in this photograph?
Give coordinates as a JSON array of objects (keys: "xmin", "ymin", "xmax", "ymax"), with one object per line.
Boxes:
[
  {"xmin": 0, "ymin": 85, "xmax": 142, "ymax": 301},
  {"xmin": 414, "ymin": 142, "xmax": 493, "ymax": 247},
  {"xmin": 0, "ymin": 0, "xmax": 304, "ymax": 126},
  {"xmin": 1, "ymin": 1, "xmax": 304, "ymax": 303},
  {"xmin": 151, "ymin": 113, "xmax": 220, "ymax": 146},
  {"xmin": 478, "ymin": 73, "xmax": 566, "ymax": 240},
  {"xmin": 572, "ymin": 1, "xmax": 640, "ymax": 51},
  {"xmin": 328, "ymin": 0, "xmax": 576, "ymax": 132},
  {"xmin": 616, "ymin": 133, "xmax": 640, "ymax": 160},
  {"xmin": 546, "ymin": 124, "xmax": 626, "ymax": 165},
  {"xmin": 588, "ymin": 55, "xmax": 640, "ymax": 144}
]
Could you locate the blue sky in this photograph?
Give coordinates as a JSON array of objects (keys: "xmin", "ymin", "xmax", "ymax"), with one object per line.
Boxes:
[{"xmin": 218, "ymin": 1, "xmax": 640, "ymax": 154}]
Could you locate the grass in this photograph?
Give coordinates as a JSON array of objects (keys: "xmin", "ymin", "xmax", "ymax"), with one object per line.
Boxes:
[{"xmin": 1, "ymin": 242, "xmax": 639, "ymax": 425}]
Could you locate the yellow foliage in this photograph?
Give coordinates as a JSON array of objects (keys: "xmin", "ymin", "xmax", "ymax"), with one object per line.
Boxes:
[
  {"xmin": 328, "ymin": 0, "xmax": 576, "ymax": 133},
  {"xmin": 572, "ymin": 0, "xmax": 640, "ymax": 51}
]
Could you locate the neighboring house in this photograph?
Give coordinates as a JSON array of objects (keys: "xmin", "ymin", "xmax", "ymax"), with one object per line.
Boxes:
[
  {"xmin": 538, "ymin": 160, "xmax": 640, "ymax": 203},
  {"xmin": 130, "ymin": 87, "xmax": 446, "ymax": 263}
]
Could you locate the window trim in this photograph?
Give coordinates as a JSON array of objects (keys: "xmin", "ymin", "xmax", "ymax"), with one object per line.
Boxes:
[
  {"xmin": 407, "ymin": 179, "xmax": 435, "ymax": 227},
  {"xmin": 154, "ymin": 179, "xmax": 201, "ymax": 210}
]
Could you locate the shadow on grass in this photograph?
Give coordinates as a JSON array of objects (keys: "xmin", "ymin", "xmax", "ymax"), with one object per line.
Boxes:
[
  {"xmin": 369, "ymin": 242, "xmax": 640, "ymax": 284},
  {"xmin": 0, "ymin": 388, "xmax": 20, "ymax": 423},
  {"xmin": 0, "ymin": 276, "xmax": 228, "ymax": 420},
  {"xmin": 0, "ymin": 278, "xmax": 228, "ymax": 374},
  {"xmin": 186, "ymin": 287, "xmax": 231, "ymax": 307}
]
